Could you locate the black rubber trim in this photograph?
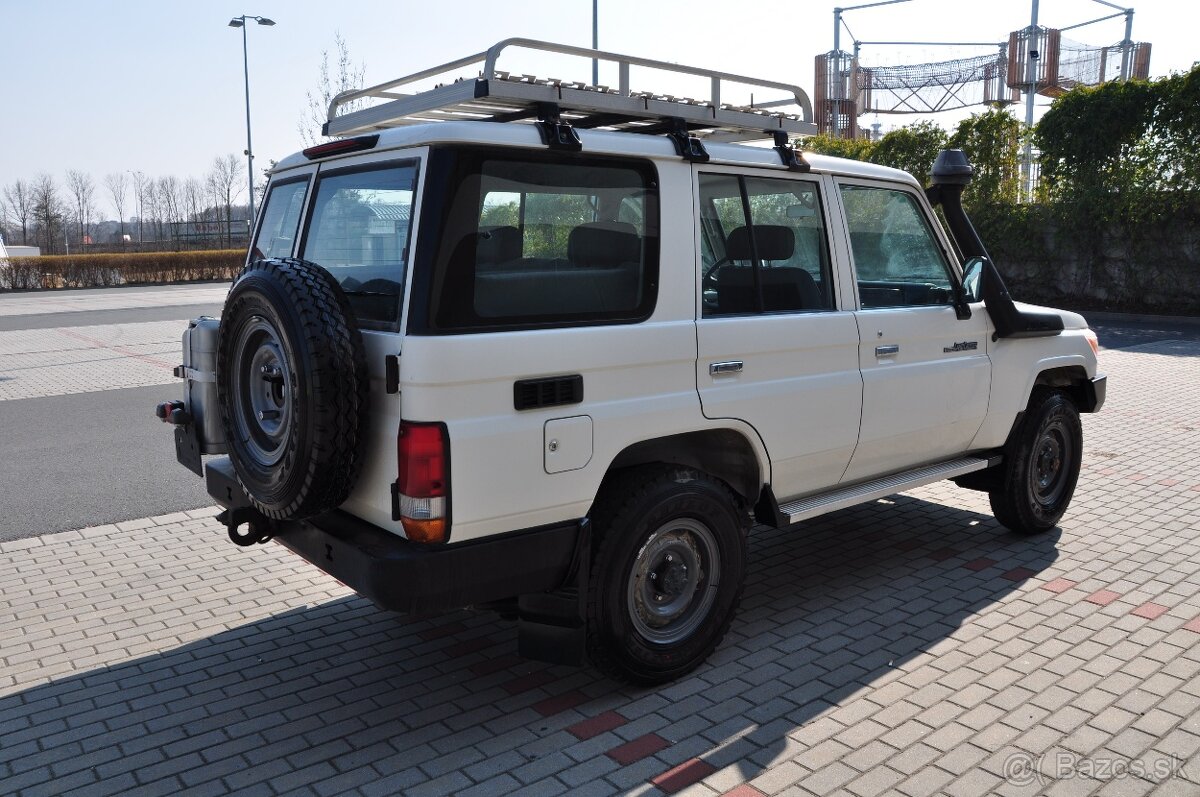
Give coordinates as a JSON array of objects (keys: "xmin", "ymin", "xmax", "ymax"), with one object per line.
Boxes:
[
  {"xmin": 925, "ymin": 181, "xmax": 1063, "ymax": 338},
  {"xmin": 1082, "ymin": 374, "xmax": 1107, "ymax": 413},
  {"xmin": 205, "ymin": 456, "xmax": 579, "ymax": 613},
  {"xmin": 277, "ymin": 515, "xmax": 578, "ymax": 614}
]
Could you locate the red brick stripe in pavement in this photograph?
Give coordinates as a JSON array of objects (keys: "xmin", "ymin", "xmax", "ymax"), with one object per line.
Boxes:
[
  {"xmin": 56, "ymin": 327, "xmax": 175, "ymax": 370},
  {"xmin": 1086, "ymin": 589, "xmax": 1123, "ymax": 606},
  {"xmin": 567, "ymin": 710, "xmax": 628, "ymax": 740},
  {"xmin": 651, "ymin": 758, "xmax": 717, "ymax": 794},
  {"xmin": 722, "ymin": 786, "xmax": 768, "ymax": 797},
  {"xmin": 1130, "ymin": 602, "xmax": 1170, "ymax": 620},
  {"xmin": 607, "ymin": 732, "xmax": 670, "ymax": 765},
  {"xmin": 531, "ymin": 689, "xmax": 590, "ymax": 717}
]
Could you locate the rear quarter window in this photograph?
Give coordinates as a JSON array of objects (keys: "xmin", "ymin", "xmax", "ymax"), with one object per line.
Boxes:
[
  {"xmin": 416, "ymin": 148, "xmax": 659, "ymax": 333},
  {"xmin": 253, "ymin": 177, "xmax": 309, "ymax": 260}
]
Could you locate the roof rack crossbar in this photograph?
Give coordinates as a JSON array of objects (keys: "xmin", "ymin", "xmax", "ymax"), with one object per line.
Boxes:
[{"xmin": 324, "ymin": 38, "xmax": 817, "ymax": 143}]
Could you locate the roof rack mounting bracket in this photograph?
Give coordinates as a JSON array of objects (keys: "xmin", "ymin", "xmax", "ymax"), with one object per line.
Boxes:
[
  {"xmin": 772, "ymin": 130, "xmax": 809, "ymax": 172},
  {"xmin": 666, "ymin": 118, "xmax": 709, "ymax": 163},
  {"xmin": 534, "ymin": 103, "xmax": 582, "ymax": 152}
]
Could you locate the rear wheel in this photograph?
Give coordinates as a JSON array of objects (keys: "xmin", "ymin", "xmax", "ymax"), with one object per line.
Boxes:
[
  {"xmin": 586, "ymin": 466, "xmax": 747, "ymax": 684},
  {"xmin": 989, "ymin": 389, "xmax": 1082, "ymax": 534}
]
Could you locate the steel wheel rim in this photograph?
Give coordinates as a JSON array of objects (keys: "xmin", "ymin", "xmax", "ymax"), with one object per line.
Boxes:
[
  {"xmin": 626, "ymin": 518, "xmax": 721, "ymax": 645},
  {"xmin": 231, "ymin": 316, "xmax": 292, "ymax": 467},
  {"xmin": 1031, "ymin": 420, "xmax": 1071, "ymax": 508}
]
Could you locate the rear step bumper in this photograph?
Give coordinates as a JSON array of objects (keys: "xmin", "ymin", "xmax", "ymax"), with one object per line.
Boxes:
[{"xmin": 205, "ymin": 458, "xmax": 582, "ymax": 614}]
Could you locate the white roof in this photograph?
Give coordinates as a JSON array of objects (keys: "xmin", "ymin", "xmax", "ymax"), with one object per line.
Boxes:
[{"xmin": 273, "ymin": 121, "xmax": 918, "ymax": 188}]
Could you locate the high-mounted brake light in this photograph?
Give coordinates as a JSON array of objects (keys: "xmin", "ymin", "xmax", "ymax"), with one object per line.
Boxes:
[
  {"xmin": 394, "ymin": 421, "xmax": 450, "ymax": 543},
  {"xmin": 302, "ymin": 134, "xmax": 380, "ymax": 160}
]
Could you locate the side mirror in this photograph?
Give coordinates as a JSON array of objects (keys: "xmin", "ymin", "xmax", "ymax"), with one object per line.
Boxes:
[{"xmin": 962, "ymin": 256, "xmax": 985, "ymax": 303}]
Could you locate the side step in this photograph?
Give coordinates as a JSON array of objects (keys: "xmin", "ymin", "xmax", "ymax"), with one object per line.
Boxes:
[{"xmin": 778, "ymin": 454, "xmax": 1001, "ymax": 526}]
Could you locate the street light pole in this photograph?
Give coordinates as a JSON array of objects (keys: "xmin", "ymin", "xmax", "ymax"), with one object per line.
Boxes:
[
  {"xmin": 229, "ymin": 15, "xmax": 275, "ymax": 229},
  {"xmin": 592, "ymin": 0, "xmax": 598, "ymax": 85}
]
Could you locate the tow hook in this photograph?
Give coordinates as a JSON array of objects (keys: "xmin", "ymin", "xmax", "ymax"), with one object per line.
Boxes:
[
  {"xmin": 218, "ymin": 506, "xmax": 275, "ymax": 546},
  {"xmin": 155, "ymin": 400, "xmax": 192, "ymax": 426}
]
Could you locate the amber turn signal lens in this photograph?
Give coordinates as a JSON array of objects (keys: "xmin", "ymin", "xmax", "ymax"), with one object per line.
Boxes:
[{"xmin": 401, "ymin": 517, "xmax": 447, "ymax": 544}]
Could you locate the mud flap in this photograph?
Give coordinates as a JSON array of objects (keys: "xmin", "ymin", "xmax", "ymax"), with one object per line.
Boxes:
[{"xmin": 517, "ymin": 518, "xmax": 591, "ymax": 665}]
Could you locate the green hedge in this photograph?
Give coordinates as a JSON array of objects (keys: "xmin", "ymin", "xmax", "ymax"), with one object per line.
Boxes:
[{"xmin": 0, "ymin": 250, "xmax": 244, "ymax": 291}]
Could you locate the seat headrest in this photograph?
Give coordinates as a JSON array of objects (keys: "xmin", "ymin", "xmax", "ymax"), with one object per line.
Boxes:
[
  {"xmin": 477, "ymin": 226, "xmax": 522, "ymax": 264},
  {"xmin": 725, "ymin": 225, "xmax": 795, "ymax": 262},
  {"xmin": 567, "ymin": 221, "xmax": 641, "ymax": 267}
]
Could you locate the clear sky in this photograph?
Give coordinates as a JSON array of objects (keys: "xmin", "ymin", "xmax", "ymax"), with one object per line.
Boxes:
[{"xmin": 1, "ymin": 0, "xmax": 1195, "ymax": 215}]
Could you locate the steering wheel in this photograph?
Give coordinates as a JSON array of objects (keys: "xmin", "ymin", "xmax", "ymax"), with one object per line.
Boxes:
[{"xmin": 702, "ymin": 256, "xmax": 731, "ymax": 288}]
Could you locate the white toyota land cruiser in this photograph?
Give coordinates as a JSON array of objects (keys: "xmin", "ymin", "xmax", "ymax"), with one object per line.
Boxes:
[{"xmin": 158, "ymin": 40, "xmax": 1105, "ymax": 684}]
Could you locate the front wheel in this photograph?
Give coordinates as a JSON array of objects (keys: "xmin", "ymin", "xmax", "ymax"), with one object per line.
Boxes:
[
  {"xmin": 586, "ymin": 466, "xmax": 747, "ymax": 685},
  {"xmin": 989, "ymin": 389, "xmax": 1083, "ymax": 534}
]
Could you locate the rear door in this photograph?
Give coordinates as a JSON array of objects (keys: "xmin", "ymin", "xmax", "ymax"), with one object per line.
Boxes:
[
  {"xmin": 693, "ymin": 167, "xmax": 862, "ymax": 501},
  {"xmin": 833, "ymin": 179, "xmax": 991, "ymax": 483},
  {"xmin": 296, "ymin": 150, "xmax": 426, "ymax": 532}
]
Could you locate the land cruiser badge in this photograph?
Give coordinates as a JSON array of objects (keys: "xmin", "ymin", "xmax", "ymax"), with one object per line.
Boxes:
[{"xmin": 944, "ymin": 341, "xmax": 979, "ymax": 353}]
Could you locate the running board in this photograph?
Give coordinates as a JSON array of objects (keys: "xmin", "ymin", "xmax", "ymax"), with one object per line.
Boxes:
[{"xmin": 778, "ymin": 454, "xmax": 1001, "ymax": 526}]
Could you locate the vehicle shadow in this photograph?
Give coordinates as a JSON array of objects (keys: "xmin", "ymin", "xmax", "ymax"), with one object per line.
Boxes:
[{"xmin": 0, "ymin": 493, "xmax": 1059, "ymax": 795}]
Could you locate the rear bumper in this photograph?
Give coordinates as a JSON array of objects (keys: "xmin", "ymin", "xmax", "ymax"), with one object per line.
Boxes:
[
  {"xmin": 205, "ymin": 458, "xmax": 582, "ymax": 614},
  {"xmin": 1083, "ymin": 373, "xmax": 1107, "ymax": 413}
]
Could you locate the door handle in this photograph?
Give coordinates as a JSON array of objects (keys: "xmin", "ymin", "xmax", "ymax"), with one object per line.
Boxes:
[
  {"xmin": 709, "ymin": 360, "xmax": 744, "ymax": 375},
  {"xmin": 875, "ymin": 344, "xmax": 899, "ymax": 357}
]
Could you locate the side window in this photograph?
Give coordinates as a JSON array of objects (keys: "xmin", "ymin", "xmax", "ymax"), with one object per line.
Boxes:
[
  {"xmin": 699, "ymin": 173, "xmax": 834, "ymax": 317},
  {"xmin": 839, "ymin": 185, "xmax": 955, "ymax": 309},
  {"xmin": 253, "ymin": 178, "xmax": 308, "ymax": 260},
  {"xmin": 301, "ymin": 162, "xmax": 418, "ymax": 328},
  {"xmin": 427, "ymin": 152, "xmax": 658, "ymax": 331}
]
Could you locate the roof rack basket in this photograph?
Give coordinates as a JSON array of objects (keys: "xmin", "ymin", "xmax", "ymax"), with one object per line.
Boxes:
[{"xmin": 324, "ymin": 38, "xmax": 817, "ymax": 145}]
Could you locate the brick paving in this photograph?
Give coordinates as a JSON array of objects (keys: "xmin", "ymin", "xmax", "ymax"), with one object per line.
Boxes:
[
  {"xmin": 1, "ymin": 338, "xmax": 1199, "ymax": 796},
  {"xmin": 0, "ymin": 320, "xmax": 186, "ymax": 401}
]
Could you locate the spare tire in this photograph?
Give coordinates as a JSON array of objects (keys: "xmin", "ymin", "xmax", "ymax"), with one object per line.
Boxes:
[{"xmin": 217, "ymin": 258, "xmax": 368, "ymax": 520}]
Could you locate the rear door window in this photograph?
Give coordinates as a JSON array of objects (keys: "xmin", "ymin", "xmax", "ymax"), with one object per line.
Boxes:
[
  {"xmin": 699, "ymin": 173, "xmax": 835, "ymax": 316},
  {"xmin": 301, "ymin": 162, "xmax": 419, "ymax": 328}
]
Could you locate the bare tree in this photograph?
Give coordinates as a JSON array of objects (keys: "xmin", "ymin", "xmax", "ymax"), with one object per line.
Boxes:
[
  {"xmin": 207, "ymin": 155, "xmax": 244, "ymax": 247},
  {"xmin": 2, "ymin": 179, "xmax": 34, "ymax": 245},
  {"xmin": 129, "ymin": 170, "xmax": 151, "ymax": 243},
  {"xmin": 31, "ymin": 174, "xmax": 67, "ymax": 254},
  {"xmin": 183, "ymin": 177, "xmax": 205, "ymax": 223},
  {"xmin": 104, "ymin": 172, "xmax": 129, "ymax": 241},
  {"xmin": 299, "ymin": 32, "xmax": 366, "ymax": 146},
  {"xmin": 65, "ymin": 169, "xmax": 97, "ymax": 247}
]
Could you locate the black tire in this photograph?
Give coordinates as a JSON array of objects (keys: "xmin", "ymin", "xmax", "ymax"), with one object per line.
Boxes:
[
  {"xmin": 586, "ymin": 466, "xmax": 748, "ymax": 685},
  {"xmin": 989, "ymin": 388, "xmax": 1082, "ymax": 534},
  {"xmin": 217, "ymin": 258, "xmax": 368, "ymax": 521}
]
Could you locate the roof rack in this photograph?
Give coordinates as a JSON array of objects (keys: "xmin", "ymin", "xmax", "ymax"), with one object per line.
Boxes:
[{"xmin": 324, "ymin": 38, "xmax": 817, "ymax": 151}]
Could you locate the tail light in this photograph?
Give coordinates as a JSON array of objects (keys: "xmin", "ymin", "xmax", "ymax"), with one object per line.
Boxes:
[{"xmin": 394, "ymin": 421, "xmax": 449, "ymax": 543}]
